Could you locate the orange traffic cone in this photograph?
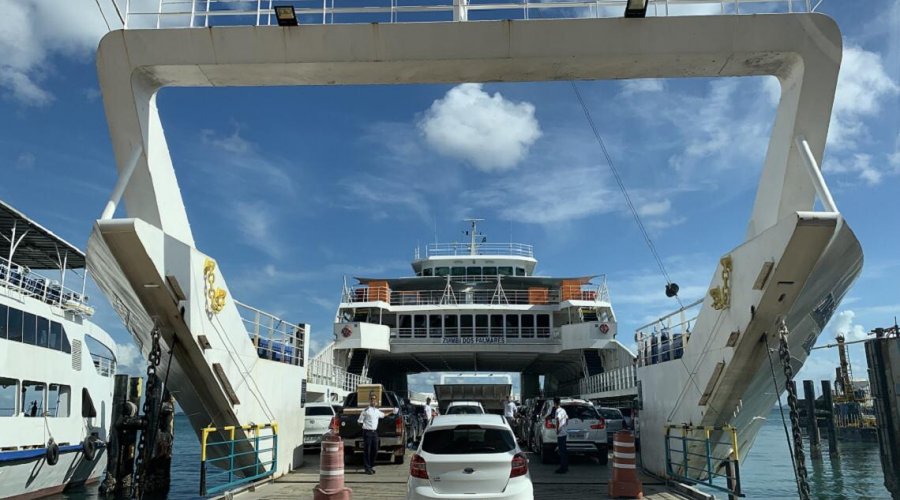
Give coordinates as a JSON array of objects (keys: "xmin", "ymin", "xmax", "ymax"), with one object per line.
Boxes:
[
  {"xmin": 608, "ymin": 430, "xmax": 643, "ymax": 499},
  {"xmin": 313, "ymin": 432, "xmax": 352, "ymax": 500}
]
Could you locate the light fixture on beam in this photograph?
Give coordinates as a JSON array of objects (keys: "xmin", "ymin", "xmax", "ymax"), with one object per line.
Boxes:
[
  {"xmin": 274, "ymin": 5, "xmax": 298, "ymax": 26},
  {"xmin": 624, "ymin": 0, "xmax": 649, "ymax": 18}
]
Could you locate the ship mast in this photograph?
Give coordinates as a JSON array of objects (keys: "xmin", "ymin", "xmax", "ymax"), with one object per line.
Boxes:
[{"xmin": 464, "ymin": 218, "xmax": 485, "ymax": 256}]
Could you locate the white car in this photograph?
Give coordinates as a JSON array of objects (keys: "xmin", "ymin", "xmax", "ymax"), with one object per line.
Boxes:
[
  {"xmin": 304, "ymin": 403, "xmax": 341, "ymax": 448},
  {"xmin": 533, "ymin": 399, "xmax": 608, "ymax": 465},
  {"xmin": 407, "ymin": 415, "xmax": 533, "ymax": 500},
  {"xmin": 445, "ymin": 401, "xmax": 485, "ymax": 415}
]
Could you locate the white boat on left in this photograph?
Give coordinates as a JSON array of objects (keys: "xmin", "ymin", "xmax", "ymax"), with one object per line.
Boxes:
[{"xmin": 0, "ymin": 199, "xmax": 115, "ymax": 500}]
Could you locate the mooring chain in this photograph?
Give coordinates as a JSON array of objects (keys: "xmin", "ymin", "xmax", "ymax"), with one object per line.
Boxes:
[
  {"xmin": 132, "ymin": 326, "xmax": 162, "ymax": 498},
  {"xmin": 778, "ymin": 323, "xmax": 811, "ymax": 500}
]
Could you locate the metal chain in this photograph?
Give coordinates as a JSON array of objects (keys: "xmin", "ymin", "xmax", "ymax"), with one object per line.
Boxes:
[
  {"xmin": 132, "ymin": 326, "xmax": 162, "ymax": 498},
  {"xmin": 778, "ymin": 322, "xmax": 811, "ymax": 500}
]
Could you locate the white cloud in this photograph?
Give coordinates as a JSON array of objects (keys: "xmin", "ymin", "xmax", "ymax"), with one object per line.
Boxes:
[
  {"xmin": 638, "ymin": 199, "xmax": 671, "ymax": 217},
  {"xmin": 15, "ymin": 152, "xmax": 35, "ymax": 170},
  {"xmin": 419, "ymin": 84, "xmax": 542, "ymax": 172},
  {"xmin": 824, "ymin": 153, "xmax": 885, "ymax": 186},
  {"xmin": 116, "ymin": 342, "xmax": 144, "ymax": 374},
  {"xmin": 828, "ymin": 46, "xmax": 899, "ymax": 150},
  {"xmin": 234, "ymin": 201, "xmax": 283, "ymax": 259},
  {"xmin": 620, "ymin": 79, "xmax": 664, "ymax": 95},
  {"xmin": 0, "ymin": 0, "xmax": 110, "ymax": 105},
  {"xmin": 830, "ymin": 310, "xmax": 867, "ymax": 342}
]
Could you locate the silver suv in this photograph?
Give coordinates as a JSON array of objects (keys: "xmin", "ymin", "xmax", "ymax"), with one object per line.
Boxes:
[{"xmin": 532, "ymin": 399, "xmax": 608, "ymax": 465}]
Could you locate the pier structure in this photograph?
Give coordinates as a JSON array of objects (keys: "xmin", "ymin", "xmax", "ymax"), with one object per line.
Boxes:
[{"xmin": 865, "ymin": 324, "xmax": 899, "ymax": 498}]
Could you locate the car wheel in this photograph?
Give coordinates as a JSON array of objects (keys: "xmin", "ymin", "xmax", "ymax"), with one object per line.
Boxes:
[
  {"xmin": 541, "ymin": 443, "xmax": 557, "ymax": 464},
  {"xmin": 394, "ymin": 451, "xmax": 405, "ymax": 464}
]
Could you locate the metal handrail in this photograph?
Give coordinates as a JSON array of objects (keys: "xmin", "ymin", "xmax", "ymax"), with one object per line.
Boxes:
[
  {"xmin": 579, "ymin": 365, "xmax": 637, "ymax": 395},
  {"xmin": 121, "ymin": 0, "xmax": 813, "ymax": 29},
  {"xmin": 91, "ymin": 354, "xmax": 116, "ymax": 377},
  {"xmin": 235, "ymin": 300, "xmax": 306, "ymax": 367},
  {"xmin": 664, "ymin": 424, "xmax": 743, "ymax": 497},
  {"xmin": 200, "ymin": 422, "xmax": 279, "ymax": 496},
  {"xmin": 425, "ymin": 242, "xmax": 534, "ymax": 258},
  {"xmin": 307, "ymin": 357, "xmax": 371, "ymax": 392},
  {"xmin": 0, "ymin": 255, "xmax": 92, "ymax": 314},
  {"xmin": 346, "ymin": 286, "xmax": 608, "ymax": 306}
]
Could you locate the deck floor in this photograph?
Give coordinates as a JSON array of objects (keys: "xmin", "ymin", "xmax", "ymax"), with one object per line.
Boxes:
[{"xmin": 233, "ymin": 449, "xmax": 690, "ymax": 500}]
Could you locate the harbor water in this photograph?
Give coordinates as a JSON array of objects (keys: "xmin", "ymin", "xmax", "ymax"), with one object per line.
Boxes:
[{"xmin": 53, "ymin": 409, "xmax": 888, "ymax": 499}]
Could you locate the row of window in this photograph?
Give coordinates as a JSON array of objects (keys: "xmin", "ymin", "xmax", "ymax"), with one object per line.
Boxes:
[
  {"xmin": 0, "ymin": 304, "xmax": 72, "ymax": 353},
  {"xmin": 0, "ymin": 378, "xmax": 72, "ymax": 418},
  {"xmin": 395, "ymin": 313, "xmax": 552, "ymax": 338},
  {"xmin": 418, "ymin": 266, "xmax": 527, "ymax": 278}
]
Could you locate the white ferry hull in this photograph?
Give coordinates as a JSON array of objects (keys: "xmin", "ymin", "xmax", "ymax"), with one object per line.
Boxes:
[
  {"xmin": 0, "ymin": 451, "xmax": 104, "ymax": 500},
  {"xmin": 638, "ymin": 213, "xmax": 862, "ymax": 478}
]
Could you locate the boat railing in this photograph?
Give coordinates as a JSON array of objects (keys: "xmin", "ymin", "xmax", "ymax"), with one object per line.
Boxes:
[
  {"xmin": 91, "ymin": 353, "xmax": 116, "ymax": 377},
  {"xmin": 346, "ymin": 284, "xmax": 608, "ymax": 306},
  {"xmin": 235, "ymin": 300, "xmax": 306, "ymax": 367},
  {"xmin": 0, "ymin": 255, "xmax": 93, "ymax": 315},
  {"xmin": 390, "ymin": 326, "xmax": 558, "ymax": 341},
  {"xmin": 579, "ymin": 365, "xmax": 637, "ymax": 394},
  {"xmin": 635, "ymin": 298, "xmax": 702, "ymax": 367},
  {"xmin": 423, "ymin": 242, "xmax": 534, "ymax": 258},
  {"xmin": 307, "ymin": 357, "xmax": 371, "ymax": 392},
  {"xmin": 116, "ymin": 0, "xmax": 815, "ymax": 30}
]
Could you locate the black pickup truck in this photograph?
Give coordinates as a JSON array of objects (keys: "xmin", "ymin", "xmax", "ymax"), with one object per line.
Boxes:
[{"xmin": 339, "ymin": 390, "xmax": 408, "ymax": 464}]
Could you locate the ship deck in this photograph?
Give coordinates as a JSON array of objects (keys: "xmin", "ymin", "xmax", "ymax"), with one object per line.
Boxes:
[{"xmin": 228, "ymin": 449, "xmax": 700, "ymax": 500}]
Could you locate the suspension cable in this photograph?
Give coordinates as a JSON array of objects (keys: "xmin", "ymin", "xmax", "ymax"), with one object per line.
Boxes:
[{"xmin": 570, "ymin": 81, "xmax": 681, "ymax": 306}]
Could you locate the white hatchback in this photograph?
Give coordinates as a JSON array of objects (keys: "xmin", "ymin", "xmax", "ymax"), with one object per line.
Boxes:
[
  {"xmin": 303, "ymin": 403, "xmax": 341, "ymax": 448},
  {"xmin": 407, "ymin": 415, "xmax": 534, "ymax": 500}
]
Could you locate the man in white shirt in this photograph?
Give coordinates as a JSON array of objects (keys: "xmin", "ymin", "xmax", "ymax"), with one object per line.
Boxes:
[
  {"xmin": 358, "ymin": 393, "xmax": 385, "ymax": 474},
  {"xmin": 424, "ymin": 397, "xmax": 436, "ymax": 425},
  {"xmin": 504, "ymin": 396, "xmax": 518, "ymax": 419},
  {"xmin": 552, "ymin": 397, "xmax": 569, "ymax": 474}
]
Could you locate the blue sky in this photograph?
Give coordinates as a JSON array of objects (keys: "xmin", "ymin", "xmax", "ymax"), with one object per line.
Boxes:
[{"xmin": 0, "ymin": 1, "xmax": 897, "ymax": 395}]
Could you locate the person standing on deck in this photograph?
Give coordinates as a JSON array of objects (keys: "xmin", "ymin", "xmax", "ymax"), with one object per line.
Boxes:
[
  {"xmin": 552, "ymin": 397, "xmax": 569, "ymax": 474},
  {"xmin": 359, "ymin": 392, "xmax": 385, "ymax": 475},
  {"xmin": 425, "ymin": 397, "xmax": 436, "ymax": 425},
  {"xmin": 504, "ymin": 396, "xmax": 518, "ymax": 435}
]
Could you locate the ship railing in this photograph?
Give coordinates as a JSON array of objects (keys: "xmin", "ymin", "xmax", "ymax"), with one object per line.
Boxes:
[
  {"xmin": 307, "ymin": 357, "xmax": 371, "ymax": 392},
  {"xmin": 235, "ymin": 300, "xmax": 306, "ymax": 367},
  {"xmin": 635, "ymin": 298, "xmax": 702, "ymax": 367},
  {"xmin": 346, "ymin": 286, "xmax": 607, "ymax": 306},
  {"xmin": 200, "ymin": 422, "xmax": 278, "ymax": 496},
  {"xmin": 423, "ymin": 242, "xmax": 534, "ymax": 258},
  {"xmin": 665, "ymin": 424, "xmax": 743, "ymax": 497},
  {"xmin": 579, "ymin": 365, "xmax": 637, "ymax": 395},
  {"xmin": 0, "ymin": 255, "xmax": 93, "ymax": 315},
  {"xmin": 91, "ymin": 353, "xmax": 116, "ymax": 377},
  {"xmin": 117, "ymin": 0, "xmax": 816, "ymax": 30},
  {"xmin": 391, "ymin": 326, "xmax": 557, "ymax": 341}
]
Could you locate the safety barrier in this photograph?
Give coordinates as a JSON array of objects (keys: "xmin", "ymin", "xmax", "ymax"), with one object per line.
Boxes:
[
  {"xmin": 664, "ymin": 424, "xmax": 743, "ymax": 497},
  {"xmin": 636, "ymin": 299, "xmax": 702, "ymax": 367},
  {"xmin": 307, "ymin": 357, "xmax": 372, "ymax": 392},
  {"xmin": 236, "ymin": 300, "xmax": 306, "ymax": 366},
  {"xmin": 579, "ymin": 365, "xmax": 637, "ymax": 395},
  {"xmin": 200, "ymin": 422, "xmax": 278, "ymax": 496}
]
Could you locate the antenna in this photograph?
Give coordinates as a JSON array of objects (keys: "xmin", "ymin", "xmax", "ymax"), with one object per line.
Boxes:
[{"xmin": 463, "ymin": 218, "xmax": 485, "ymax": 256}]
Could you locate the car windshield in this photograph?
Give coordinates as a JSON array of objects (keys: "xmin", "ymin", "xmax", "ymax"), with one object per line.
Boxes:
[
  {"xmin": 307, "ymin": 406, "xmax": 334, "ymax": 416},
  {"xmin": 600, "ymin": 409, "xmax": 623, "ymax": 420},
  {"xmin": 563, "ymin": 404, "xmax": 600, "ymax": 420},
  {"xmin": 447, "ymin": 405, "xmax": 484, "ymax": 415},
  {"xmin": 421, "ymin": 426, "xmax": 516, "ymax": 454}
]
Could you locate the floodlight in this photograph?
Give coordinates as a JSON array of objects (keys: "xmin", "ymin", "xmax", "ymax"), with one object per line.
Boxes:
[
  {"xmin": 624, "ymin": 0, "xmax": 649, "ymax": 18},
  {"xmin": 275, "ymin": 5, "xmax": 298, "ymax": 26}
]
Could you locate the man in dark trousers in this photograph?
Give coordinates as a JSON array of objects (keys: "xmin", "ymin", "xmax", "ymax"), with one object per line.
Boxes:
[
  {"xmin": 552, "ymin": 397, "xmax": 569, "ymax": 473},
  {"xmin": 358, "ymin": 392, "xmax": 385, "ymax": 474}
]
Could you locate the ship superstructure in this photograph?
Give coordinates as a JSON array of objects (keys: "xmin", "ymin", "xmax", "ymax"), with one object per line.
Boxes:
[{"xmin": 330, "ymin": 220, "xmax": 632, "ymax": 397}]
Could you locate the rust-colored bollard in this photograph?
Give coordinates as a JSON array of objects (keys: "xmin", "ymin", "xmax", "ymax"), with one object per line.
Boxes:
[
  {"xmin": 313, "ymin": 432, "xmax": 352, "ymax": 500},
  {"xmin": 608, "ymin": 430, "xmax": 643, "ymax": 499}
]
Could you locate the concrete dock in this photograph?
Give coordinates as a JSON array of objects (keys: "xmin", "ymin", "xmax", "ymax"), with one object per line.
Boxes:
[{"xmin": 230, "ymin": 450, "xmax": 697, "ymax": 500}]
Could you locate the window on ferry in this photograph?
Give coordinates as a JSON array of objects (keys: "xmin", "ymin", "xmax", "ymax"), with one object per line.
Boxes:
[
  {"xmin": 423, "ymin": 268, "xmax": 433, "ymax": 277},
  {"xmin": 505, "ymin": 315, "xmax": 519, "ymax": 338},
  {"xmin": 475, "ymin": 314, "xmax": 488, "ymax": 336},
  {"xmin": 466, "ymin": 266, "xmax": 481, "ymax": 279},
  {"xmin": 47, "ymin": 384, "xmax": 71, "ymax": 418},
  {"xmin": 460, "ymin": 314, "xmax": 473, "ymax": 335},
  {"xmin": 443, "ymin": 314, "xmax": 458, "ymax": 336},
  {"xmin": 82, "ymin": 388, "xmax": 97, "ymax": 418},
  {"xmin": 36, "ymin": 317, "xmax": 50, "ymax": 348},
  {"xmin": 483, "ymin": 266, "xmax": 497, "ymax": 277},
  {"xmin": 434, "ymin": 267, "xmax": 449, "ymax": 277},
  {"xmin": 451, "ymin": 267, "xmax": 465, "ymax": 277},
  {"xmin": 399, "ymin": 315, "xmax": 412, "ymax": 336},
  {"xmin": 429, "ymin": 315, "xmax": 442, "ymax": 336},
  {"xmin": 23, "ymin": 312, "xmax": 36, "ymax": 345},
  {"xmin": 0, "ymin": 304, "xmax": 7, "ymax": 339},
  {"xmin": 7, "ymin": 308, "xmax": 23, "ymax": 343},
  {"xmin": 413, "ymin": 315, "xmax": 427, "ymax": 337},
  {"xmin": 537, "ymin": 314, "xmax": 550, "ymax": 336},
  {"xmin": 0, "ymin": 377, "xmax": 17, "ymax": 417},
  {"xmin": 498, "ymin": 266, "xmax": 513, "ymax": 277},
  {"xmin": 490, "ymin": 315, "xmax": 503, "ymax": 337},
  {"xmin": 21, "ymin": 381, "xmax": 45, "ymax": 417},
  {"xmin": 515, "ymin": 267, "xmax": 526, "ymax": 276},
  {"xmin": 521, "ymin": 314, "xmax": 535, "ymax": 337},
  {"xmin": 60, "ymin": 324, "xmax": 71, "ymax": 354},
  {"xmin": 49, "ymin": 321, "xmax": 62, "ymax": 350}
]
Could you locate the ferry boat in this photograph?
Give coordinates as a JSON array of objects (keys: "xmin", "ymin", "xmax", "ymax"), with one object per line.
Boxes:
[
  {"xmin": 0, "ymin": 200, "xmax": 116, "ymax": 499},
  {"xmin": 328, "ymin": 219, "xmax": 635, "ymax": 399}
]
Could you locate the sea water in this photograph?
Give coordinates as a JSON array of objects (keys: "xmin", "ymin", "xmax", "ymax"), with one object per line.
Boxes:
[{"xmin": 53, "ymin": 410, "xmax": 890, "ymax": 499}]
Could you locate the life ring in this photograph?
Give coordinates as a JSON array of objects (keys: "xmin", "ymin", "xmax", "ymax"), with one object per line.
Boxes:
[
  {"xmin": 46, "ymin": 440, "xmax": 59, "ymax": 466},
  {"xmin": 599, "ymin": 323, "xmax": 610, "ymax": 334},
  {"xmin": 82, "ymin": 437, "xmax": 97, "ymax": 461},
  {"xmin": 341, "ymin": 326, "xmax": 352, "ymax": 338}
]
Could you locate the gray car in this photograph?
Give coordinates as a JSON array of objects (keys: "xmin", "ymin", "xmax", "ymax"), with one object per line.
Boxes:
[{"xmin": 598, "ymin": 407, "xmax": 624, "ymax": 443}]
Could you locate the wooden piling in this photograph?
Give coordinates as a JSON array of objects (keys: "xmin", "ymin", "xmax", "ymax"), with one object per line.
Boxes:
[
  {"xmin": 864, "ymin": 331, "xmax": 899, "ymax": 498},
  {"xmin": 99, "ymin": 375, "xmax": 129, "ymax": 496},
  {"xmin": 820, "ymin": 380, "xmax": 838, "ymax": 457},
  {"xmin": 802, "ymin": 380, "xmax": 822, "ymax": 460}
]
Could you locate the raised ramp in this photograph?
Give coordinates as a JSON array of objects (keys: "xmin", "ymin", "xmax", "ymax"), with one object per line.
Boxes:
[{"xmin": 88, "ymin": 218, "xmax": 308, "ymax": 474}]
